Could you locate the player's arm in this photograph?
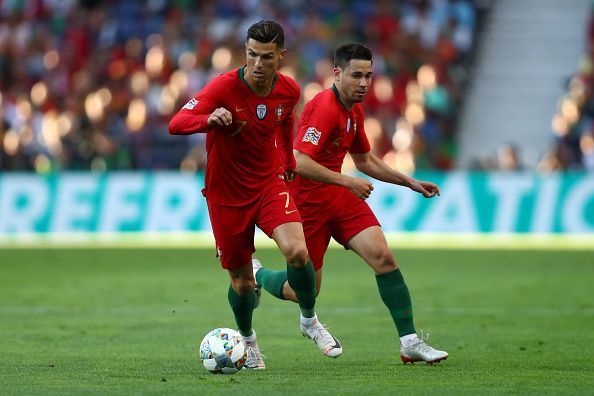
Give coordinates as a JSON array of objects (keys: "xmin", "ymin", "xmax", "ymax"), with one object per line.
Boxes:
[
  {"xmin": 169, "ymin": 80, "xmax": 231, "ymax": 135},
  {"xmin": 351, "ymin": 152, "xmax": 440, "ymax": 198},
  {"xmin": 294, "ymin": 149, "xmax": 374, "ymax": 199},
  {"xmin": 169, "ymin": 103, "xmax": 232, "ymax": 135}
]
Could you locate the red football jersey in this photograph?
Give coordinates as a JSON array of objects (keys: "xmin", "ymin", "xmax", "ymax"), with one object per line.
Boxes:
[
  {"xmin": 169, "ymin": 67, "xmax": 300, "ymax": 205},
  {"xmin": 292, "ymin": 85, "xmax": 371, "ymax": 193}
]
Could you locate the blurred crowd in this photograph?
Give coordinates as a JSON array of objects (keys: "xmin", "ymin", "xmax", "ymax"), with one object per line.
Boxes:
[
  {"xmin": 538, "ymin": 4, "xmax": 594, "ymax": 172},
  {"xmin": 0, "ymin": 0, "xmax": 488, "ymax": 173}
]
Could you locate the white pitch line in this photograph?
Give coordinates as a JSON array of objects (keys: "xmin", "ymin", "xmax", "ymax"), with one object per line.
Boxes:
[{"xmin": 1, "ymin": 232, "xmax": 594, "ymax": 250}]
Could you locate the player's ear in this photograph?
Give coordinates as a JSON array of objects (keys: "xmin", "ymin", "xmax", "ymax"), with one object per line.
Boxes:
[
  {"xmin": 279, "ymin": 48, "xmax": 287, "ymax": 60},
  {"xmin": 334, "ymin": 67, "xmax": 342, "ymax": 82}
]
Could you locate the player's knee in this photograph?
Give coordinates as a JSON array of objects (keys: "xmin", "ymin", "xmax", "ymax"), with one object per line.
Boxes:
[
  {"xmin": 230, "ymin": 277, "xmax": 254, "ymax": 296},
  {"xmin": 372, "ymin": 248, "xmax": 397, "ymax": 274},
  {"xmin": 283, "ymin": 244, "xmax": 308, "ymax": 267}
]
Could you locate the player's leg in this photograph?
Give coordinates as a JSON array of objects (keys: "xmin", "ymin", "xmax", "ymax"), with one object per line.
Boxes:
[
  {"xmin": 251, "ymin": 257, "xmax": 263, "ymax": 308},
  {"xmin": 258, "ymin": 182, "xmax": 341, "ymax": 358},
  {"xmin": 253, "ymin": 257, "xmax": 323, "ymax": 302},
  {"xmin": 256, "ymin": 181, "xmax": 317, "ymax": 317},
  {"xmin": 271, "ymin": 221, "xmax": 316, "ymax": 316},
  {"xmin": 335, "ymin": 195, "xmax": 416, "ymax": 338},
  {"xmin": 272, "ymin": 222, "xmax": 341, "ymax": 358},
  {"xmin": 254, "ymin": 219, "xmax": 329, "ymax": 303},
  {"xmin": 346, "ymin": 226, "xmax": 415, "ymax": 336},
  {"xmin": 206, "ymin": 201, "xmax": 264, "ymax": 369},
  {"xmin": 346, "ymin": 226, "xmax": 448, "ymax": 364},
  {"xmin": 227, "ymin": 263, "xmax": 257, "ymax": 337},
  {"xmin": 252, "ymin": 256, "xmax": 295, "ymax": 302},
  {"xmin": 334, "ymin": 193, "xmax": 447, "ymax": 364},
  {"xmin": 226, "ymin": 263, "xmax": 265, "ymax": 369}
]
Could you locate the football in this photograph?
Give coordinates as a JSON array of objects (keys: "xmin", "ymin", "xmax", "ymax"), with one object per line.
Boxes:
[{"xmin": 199, "ymin": 328, "xmax": 247, "ymax": 374}]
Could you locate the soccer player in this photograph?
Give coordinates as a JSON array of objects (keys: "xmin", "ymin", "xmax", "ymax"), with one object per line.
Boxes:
[
  {"xmin": 168, "ymin": 20, "xmax": 341, "ymax": 369},
  {"xmin": 253, "ymin": 43, "xmax": 448, "ymax": 364}
]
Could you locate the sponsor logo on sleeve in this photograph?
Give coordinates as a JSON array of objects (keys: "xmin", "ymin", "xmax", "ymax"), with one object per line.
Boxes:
[
  {"xmin": 182, "ymin": 98, "xmax": 198, "ymax": 110},
  {"xmin": 302, "ymin": 127, "xmax": 322, "ymax": 145}
]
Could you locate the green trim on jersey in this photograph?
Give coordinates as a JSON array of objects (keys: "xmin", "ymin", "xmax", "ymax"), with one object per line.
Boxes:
[
  {"xmin": 239, "ymin": 66, "xmax": 279, "ymax": 95},
  {"xmin": 332, "ymin": 84, "xmax": 350, "ymax": 110}
]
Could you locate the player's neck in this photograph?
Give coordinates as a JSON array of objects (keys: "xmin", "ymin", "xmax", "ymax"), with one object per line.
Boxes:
[
  {"xmin": 244, "ymin": 75, "xmax": 274, "ymax": 97},
  {"xmin": 334, "ymin": 85, "xmax": 355, "ymax": 111}
]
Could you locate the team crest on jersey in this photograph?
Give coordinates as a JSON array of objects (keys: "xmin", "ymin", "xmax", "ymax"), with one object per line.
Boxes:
[
  {"xmin": 346, "ymin": 118, "xmax": 351, "ymax": 133},
  {"xmin": 275, "ymin": 104, "xmax": 284, "ymax": 121},
  {"xmin": 302, "ymin": 127, "xmax": 322, "ymax": 145},
  {"xmin": 182, "ymin": 98, "xmax": 198, "ymax": 110},
  {"xmin": 257, "ymin": 104, "xmax": 267, "ymax": 119}
]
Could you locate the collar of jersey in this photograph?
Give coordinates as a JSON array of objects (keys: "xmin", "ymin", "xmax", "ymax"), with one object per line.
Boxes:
[
  {"xmin": 238, "ymin": 66, "xmax": 278, "ymax": 96},
  {"xmin": 331, "ymin": 84, "xmax": 351, "ymax": 111}
]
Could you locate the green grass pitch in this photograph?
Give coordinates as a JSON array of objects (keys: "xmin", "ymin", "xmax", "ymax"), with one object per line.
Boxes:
[{"xmin": 1, "ymin": 246, "xmax": 593, "ymax": 395}]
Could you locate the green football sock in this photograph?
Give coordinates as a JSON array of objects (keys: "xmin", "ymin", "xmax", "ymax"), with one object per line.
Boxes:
[
  {"xmin": 287, "ymin": 260, "xmax": 316, "ymax": 318},
  {"xmin": 256, "ymin": 268, "xmax": 287, "ymax": 300},
  {"xmin": 227, "ymin": 285, "xmax": 255, "ymax": 337},
  {"xmin": 375, "ymin": 268, "xmax": 416, "ymax": 337}
]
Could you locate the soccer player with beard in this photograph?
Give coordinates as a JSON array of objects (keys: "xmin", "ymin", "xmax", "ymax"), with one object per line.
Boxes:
[
  {"xmin": 169, "ymin": 20, "xmax": 342, "ymax": 369},
  {"xmin": 253, "ymin": 43, "xmax": 448, "ymax": 364}
]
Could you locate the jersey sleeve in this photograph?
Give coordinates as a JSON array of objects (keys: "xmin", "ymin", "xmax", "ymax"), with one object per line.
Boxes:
[
  {"xmin": 294, "ymin": 99, "xmax": 336, "ymax": 157},
  {"xmin": 348, "ymin": 109, "xmax": 371, "ymax": 154},
  {"xmin": 168, "ymin": 76, "xmax": 226, "ymax": 135}
]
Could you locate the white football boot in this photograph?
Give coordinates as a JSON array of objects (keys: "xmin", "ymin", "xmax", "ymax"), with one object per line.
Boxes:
[
  {"xmin": 242, "ymin": 331, "xmax": 266, "ymax": 369},
  {"xmin": 300, "ymin": 315, "xmax": 343, "ymax": 358},
  {"xmin": 400, "ymin": 333, "xmax": 448, "ymax": 365},
  {"xmin": 252, "ymin": 258, "xmax": 263, "ymax": 309}
]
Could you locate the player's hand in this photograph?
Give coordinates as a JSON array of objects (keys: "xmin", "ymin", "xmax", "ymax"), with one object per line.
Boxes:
[
  {"xmin": 348, "ymin": 177, "xmax": 374, "ymax": 200},
  {"xmin": 410, "ymin": 180, "xmax": 440, "ymax": 198},
  {"xmin": 207, "ymin": 107, "xmax": 233, "ymax": 126},
  {"xmin": 283, "ymin": 170, "xmax": 296, "ymax": 182}
]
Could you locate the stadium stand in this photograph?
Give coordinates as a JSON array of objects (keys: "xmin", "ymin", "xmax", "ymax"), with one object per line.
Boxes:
[
  {"xmin": 0, "ymin": 0, "xmax": 488, "ymax": 172},
  {"xmin": 457, "ymin": 0, "xmax": 591, "ymax": 171},
  {"xmin": 538, "ymin": 2, "xmax": 594, "ymax": 171}
]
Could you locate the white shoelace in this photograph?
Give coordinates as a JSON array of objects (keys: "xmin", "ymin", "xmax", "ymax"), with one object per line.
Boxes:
[
  {"xmin": 245, "ymin": 344, "xmax": 266, "ymax": 365},
  {"xmin": 309, "ymin": 321, "xmax": 334, "ymax": 345},
  {"xmin": 405, "ymin": 330, "xmax": 431, "ymax": 350}
]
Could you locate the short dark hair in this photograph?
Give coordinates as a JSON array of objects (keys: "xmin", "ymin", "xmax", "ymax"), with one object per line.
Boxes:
[
  {"xmin": 247, "ymin": 20, "xmax": 285, "ymax": 48},
  {"xmin": 334, "ymin": 43, "xmax": 373, "ymax": 69}
]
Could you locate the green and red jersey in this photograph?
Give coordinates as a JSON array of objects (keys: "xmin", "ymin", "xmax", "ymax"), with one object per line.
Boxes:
[
  {"xmin": 292, "ymin": 85, "xmax": 371, "ymax": 194},
  {"xmin": 169, "ymin": 67, "xmax": 300, "ymax": 206}
]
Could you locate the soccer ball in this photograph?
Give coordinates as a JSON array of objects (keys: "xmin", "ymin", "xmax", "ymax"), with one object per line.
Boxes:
[{"xmin": 199, "ymin": 328, "xmax": 247, "ymax": 374}]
